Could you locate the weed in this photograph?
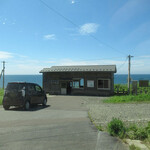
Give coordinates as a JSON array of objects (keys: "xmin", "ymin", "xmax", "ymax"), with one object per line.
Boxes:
[
  {"xmin": 129, "ymin": 144, "xmax": 141, "ymax": 150},
  {"xmin": 145, "ymin": 122, "xmax": 150, "ymax": 136},
  {"xmin": 107, "ymin": 118, "xmax": 126, "ymax": 138},
  {"xmin": 97, "ymin": 124, "xmax": 103, "ymax": 131},
  {"xmin": 125, "ymin": 123, "xmax": 150, "ymax": 141},
  {"xmin": 135, "ymin": 128, "xmax": 148, "ymax": 140}
]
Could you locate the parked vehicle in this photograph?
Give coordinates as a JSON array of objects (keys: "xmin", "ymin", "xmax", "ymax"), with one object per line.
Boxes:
[{"xmin": 2, "ymin": 82, "xmax": 47, "ymax": 110}]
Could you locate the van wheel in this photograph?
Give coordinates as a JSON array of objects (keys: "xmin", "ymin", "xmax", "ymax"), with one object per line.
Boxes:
[
  {"xmin": 24, "ymin": 101, "xmax": 30, "ymax": 110},
  {"xmin": 42, "ymin": 98, "xmax": 47, "ymax": 106},
  {"xmin": 3, "ymin": 105, "xmax": 10, "ymax": 110}
]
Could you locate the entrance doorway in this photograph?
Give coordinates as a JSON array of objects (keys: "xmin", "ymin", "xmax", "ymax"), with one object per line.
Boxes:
[
  {"xmin": 67, "ymin": 82, "xmax": 72, "ymax": 95},
  {"xmin": 60, "ymin": 81, "xmax": 72, "ymax": 95}
]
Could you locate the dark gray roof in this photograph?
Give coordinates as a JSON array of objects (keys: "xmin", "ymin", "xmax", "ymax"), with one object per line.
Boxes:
[{"xmin": 40, "ymin": 65, "xmax": 117, "ymax": 73}]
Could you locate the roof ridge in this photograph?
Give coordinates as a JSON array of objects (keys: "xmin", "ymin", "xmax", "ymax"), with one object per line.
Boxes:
[
  {"xmin": 40, "ymin": 65, "xmax": 117, "ymax": 73},
  {"xmin": 52, "ymin": 64, "xmax": 116, "ymax": 66}
]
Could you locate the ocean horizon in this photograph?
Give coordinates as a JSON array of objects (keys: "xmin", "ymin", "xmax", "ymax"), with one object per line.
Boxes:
[{"xmin": 0, "ymin": 74, "xmax": 150, "ymax": 88}]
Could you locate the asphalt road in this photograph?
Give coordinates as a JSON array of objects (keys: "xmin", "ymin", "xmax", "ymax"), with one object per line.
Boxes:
[{"xmin": 0, "ymin": 96, "xmax": 128, "ymax": 150}]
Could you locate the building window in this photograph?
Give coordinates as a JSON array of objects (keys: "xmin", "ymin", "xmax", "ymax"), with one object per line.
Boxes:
[
  {"xmin": 72, "ymin": 78, "xmax": 84, "ymax": 88},
  {"xmin": 97, "ymin": 79, "xmax": 110, "ymax": 89},
  {"xmin": 80, "ymin": 79, "xmax": 84, "ymax": 88},
  {"xmin": 87, "ymin": 80, "xmax": 94, "ymax": 88},
  {"xmin": 73, "ymin": 81, "xmax": 79, "ymax": 88},
  {"xmin": 51, "ymin": 80, "xmax": 59, "ymax": 85}
]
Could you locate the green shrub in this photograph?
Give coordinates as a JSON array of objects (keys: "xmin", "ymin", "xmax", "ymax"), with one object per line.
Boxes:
[
  {"xmin": 127, "ymin": 130, "xmax": 137, "ymax": 140},
  {"xmin": 145, "ymin": 122, "xmax": 150, "ymax": 136},
  {"xmin": 126, "ymin": 124, "xmax": 149, "ymax": 140},
  {"xmin": 107, "ymin": 118, "xmax": 126, "ymax": 138},
  {"xmin": 135, "ymin": 128, "xmax": 148, "ymax": 140},
  {"xmin": 126, "ymin": 124, "xmax": 138, "ymax": 139},
  {"xmin": 128, "ymin": 124, "xmax": 138, "ymax": 132}
]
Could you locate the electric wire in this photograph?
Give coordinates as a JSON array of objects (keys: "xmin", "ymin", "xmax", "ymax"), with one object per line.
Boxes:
[
  {"xmin": 39, "ymin": 0, "xmax": 127, "ymax": 56},
  {"xmin": 115, "ymin": 57, "xmax": 128, "ymax": 78},
  {"xmin": 74, "ymin": 56, "xmax": 125, "ymax": 62}
]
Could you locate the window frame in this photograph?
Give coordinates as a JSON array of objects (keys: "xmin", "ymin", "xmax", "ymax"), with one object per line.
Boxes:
[
  {"xmin": 72, "ymin": 78, "xmax": 84, "ymax": 89},
  {"xmin": 97, "ymin": 78, "xmax": 110, "ymax": 90},
  {"xmin": 87, "ymin": 80, "xmax": 94, "ymax": 88}
]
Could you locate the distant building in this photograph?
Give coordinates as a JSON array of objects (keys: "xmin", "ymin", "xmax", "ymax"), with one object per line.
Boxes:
[{"xmin": 40, "ymin": 65, "xmax": 117, "ymax": 96}]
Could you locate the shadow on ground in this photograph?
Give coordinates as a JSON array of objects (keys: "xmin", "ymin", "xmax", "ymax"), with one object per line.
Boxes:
[{"xmin": 7, "ymin": 105, "xmax": 50, "ymax": 112}]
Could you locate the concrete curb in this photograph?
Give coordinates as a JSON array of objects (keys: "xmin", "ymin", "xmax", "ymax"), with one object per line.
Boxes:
[{"xmin": 95, "ymin": 131, "xmax": 129, "ymax": 150}]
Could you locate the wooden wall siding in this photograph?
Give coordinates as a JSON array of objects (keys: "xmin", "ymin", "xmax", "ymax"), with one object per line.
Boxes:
[{"xmin": 42, "ymin": 72, "xmax": 114, "ymax": 96}]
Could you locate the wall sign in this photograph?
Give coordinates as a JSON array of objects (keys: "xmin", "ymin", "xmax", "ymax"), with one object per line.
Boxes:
[{"xmin": 87, "ymin": 80, "xmax": 94, "ymax": 87}]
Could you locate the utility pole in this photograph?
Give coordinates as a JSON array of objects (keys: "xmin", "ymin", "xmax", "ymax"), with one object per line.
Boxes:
[
  {"xmin": 128, "ymin": 55, "xmax": 133, "ymax": 94},
  {"xmin": 2, "ymin": 61, "xmax": 5, "ymax": 89}
]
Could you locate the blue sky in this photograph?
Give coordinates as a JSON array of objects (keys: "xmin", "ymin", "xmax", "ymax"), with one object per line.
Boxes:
[{"xmin": 0, "ymin": 0, "xmax": 150, "ymax": 74}]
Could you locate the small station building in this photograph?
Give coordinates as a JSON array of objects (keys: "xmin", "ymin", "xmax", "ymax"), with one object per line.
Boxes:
[{"xmin": 40, "ymin": 65, "xmax": 117, "ymax": 96}]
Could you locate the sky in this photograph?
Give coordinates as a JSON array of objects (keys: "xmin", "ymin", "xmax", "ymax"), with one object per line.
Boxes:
[{"xmin": 0, "ymin": 0, "xmax": 150, "ymax": 74}]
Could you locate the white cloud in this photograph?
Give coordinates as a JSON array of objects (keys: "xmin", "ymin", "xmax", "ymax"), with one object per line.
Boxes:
[
  {"xmin": 79, "ymin": 23, "xmax": 99, "ymax": 35},
  {"xmin": 5, "ymin": 56, "xmax": 57, "ymax": 74},
  {"xmin": 56, "ymin": 58, "xmax": 125, "ymax": 73},
  {"xmin": 43, "ymin": 34, "xmax": 56, "ymax": 40},
  {"xmin": 0, "ymin": 51, "xmax": 13, "ymax": 59},
  {"xmin": 111, "ymin": 0, "xmax": 150, "ymax": 26},
  {"xmin": 135, "ymin": 39, "xmax": 150, "ymax": 52},
  {"xmin": 5, "ymin": 55, "xmax": 150, "ymax": 74},
  {"xmin": 6, "ymin": 59, "xmax": 45, "ymax": 75},
  {"xmin": 131, "ymin": 57, "xmax": 150, "ymax": 74},
  {"xmin": 138, "ymin": 55, "xmax": 150, "ymax": 58},
  {"xmin": 123, "ymin": 21, "xmax": 150, "ymax": 43},
  {"xmin": 14, "ymin": 64, "xmax": 43, "ymax": 75},
  {"xmin": 44, "ymin": 61, "xmax": 56, "ymax": 64}
]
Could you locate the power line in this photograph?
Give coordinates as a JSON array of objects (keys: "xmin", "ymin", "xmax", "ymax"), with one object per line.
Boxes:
[
  {"xmin": 115, "ymin": 57, "xmax": 128, "ymax": 79},
  {"xmin": 117, "ymin": 57, "xmax": 128, "ymax": 70},
  {"xmin": 72, "ymin": 56, "xmax": 125, "ymax": 62},
  {"xmin": 39, "ymin": 0, "xmax": 127, "ymax": 56},
  {"xmin": 39, "ymin": 0, "xmax": 79, "ymax": 27},
  {"xmin": 89, "ymin": 35, "xmax": 127, "ymax": 55}
]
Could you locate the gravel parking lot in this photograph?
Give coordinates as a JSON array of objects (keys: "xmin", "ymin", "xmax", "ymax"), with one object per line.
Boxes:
[{"xmin": 83, "ymin": 96, "xmax": 150, "ymax": 127}]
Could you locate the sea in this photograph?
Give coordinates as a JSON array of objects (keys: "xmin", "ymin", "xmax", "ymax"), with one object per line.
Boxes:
[{"xmin": 0, "ymin": 74, "xmax": 150, "ymax": 88}]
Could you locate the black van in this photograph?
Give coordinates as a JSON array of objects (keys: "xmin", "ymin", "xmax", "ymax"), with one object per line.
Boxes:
[{"xmin": 3, "ymin": 82, "xmax": 47, "ymax": 110}]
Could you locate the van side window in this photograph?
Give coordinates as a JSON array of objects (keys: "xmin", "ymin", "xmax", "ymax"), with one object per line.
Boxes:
[
  {"xmin": 28, "ymin": 84, "xmax": 35, "ymax": 93},
  {"xmin": 35, "ymin": 85, "xmax": 42, "ymax": 92}
]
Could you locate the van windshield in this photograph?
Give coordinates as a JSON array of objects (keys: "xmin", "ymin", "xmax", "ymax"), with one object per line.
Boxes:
[{"xmin": 6, "ymin": 83, "xmax": 24, "ymax": 91}]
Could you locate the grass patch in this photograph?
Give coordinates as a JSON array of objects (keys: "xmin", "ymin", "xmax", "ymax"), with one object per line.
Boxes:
[
  {"xmin": 107, "ymin": 118, "xmax": 126, "ymax": 138},
  {"xmin": 105, "ymin": 84, "xmax": 150, "ymax": 103},
  {"xmin": 129, "ymin": 144, "xmax": 141, "ymax": 150},
  {"xmin": 114, "ymin": 84, "xmax": 150, "ymax": 94},
  {"xmin": 97, "ymin": 124, "xmax": 104, "ymax": 131},
  {"xmin": 105, "ymin": 118, "xmax": 150, "ymax": 143},
  {"xmin": 104, "ymin": 94, "xmax": 150, "ymax": 103},
  {"xmin": 95, "ymin": 118, "xmax": 150, "ymax": 149},
  {"xmin": 0, "ymin": 88, "xmax": 4, "ymax": 105}
]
